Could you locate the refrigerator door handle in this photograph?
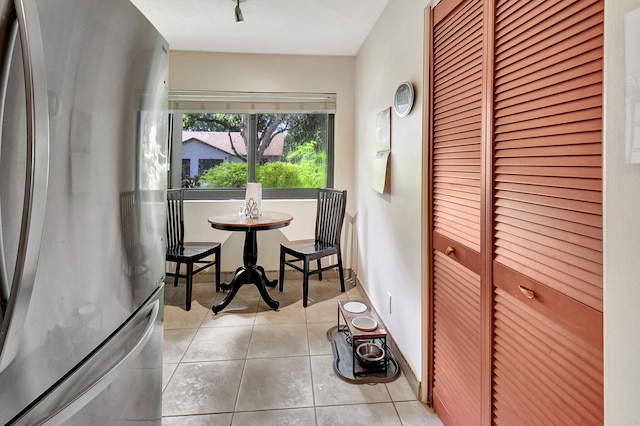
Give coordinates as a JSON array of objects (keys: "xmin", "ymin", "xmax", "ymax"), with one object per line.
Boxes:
[
  {"xmin": 10, "ymin": 291, "xmax": 161, "ymax": 426},
  {"xmin": 0, "ymin": 0, "xmax": 50, "ymax": 372}
]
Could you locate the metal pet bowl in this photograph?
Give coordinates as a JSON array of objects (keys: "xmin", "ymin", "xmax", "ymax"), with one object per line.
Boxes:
[{"xmin": 355, "ymin": 342, "xmax": 386, "ymax": 368}]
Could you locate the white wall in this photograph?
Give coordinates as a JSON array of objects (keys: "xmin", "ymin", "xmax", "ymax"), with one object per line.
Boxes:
[
  {"xmin": 168, "ymin": 52, "xmax": 356, "ymax": 272},
  {"xmin": 354, "ymin": 0, "xmax": 431, "ymax": 380},
  {"xmin": 604, "ymin": 1, "xmax": 640, "ymax": 424}
]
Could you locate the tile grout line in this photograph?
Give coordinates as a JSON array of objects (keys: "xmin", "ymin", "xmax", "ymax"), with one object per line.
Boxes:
[
  {"xmin": 231, "ymin": 291, "xmax": 258, "ymax": 421},
  {"xmin": 304, "ymin": 304, "xmax": 321, "ymax": 426}
]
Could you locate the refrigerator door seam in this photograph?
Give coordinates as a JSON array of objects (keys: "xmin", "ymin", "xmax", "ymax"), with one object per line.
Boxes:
[
  {"xmin": 0, "ymin": 0, "xmax": 50, "ymax": 373},
  {"xmin": 0, "ymin": 0, "xmax": 18, "ymax": 309}
]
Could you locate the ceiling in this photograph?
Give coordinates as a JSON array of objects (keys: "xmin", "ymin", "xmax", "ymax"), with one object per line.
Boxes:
[{"xmin": 130, "ymin": 0, "xmax": 390, "ymax": 56}]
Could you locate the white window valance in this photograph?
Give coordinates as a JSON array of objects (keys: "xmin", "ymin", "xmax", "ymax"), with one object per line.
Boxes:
[{"xmin": 168, "ymin": 91, "xmax": 337, "ymax": 114}]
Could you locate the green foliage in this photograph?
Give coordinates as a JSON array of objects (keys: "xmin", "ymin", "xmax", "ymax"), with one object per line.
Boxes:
[
  {"xmin": 257, "ymin": 162, "xmax": 302, "ymax": 188},
  {"xmin": 198, "ymin": 146, "xmax": 325, "ymax": 189},
  {"xmin": 282, "ymin": 114, "xmax": 327, "ymax": 155},
  {"xmin": 200, "ymin": 163, "xmax": 247, "ymax": 188},
  {"xmin": 285, "ymin": 141, "xmax": 326, "ymax": 187},
  {"xmin": 183, "ymin": 113, "xmax": 242, "ymax": 131}
]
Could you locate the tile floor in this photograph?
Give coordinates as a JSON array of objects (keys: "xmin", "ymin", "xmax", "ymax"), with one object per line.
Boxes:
[{"xmin": 162, "ymin": 274, "xmax": 443, "ymax": 426}]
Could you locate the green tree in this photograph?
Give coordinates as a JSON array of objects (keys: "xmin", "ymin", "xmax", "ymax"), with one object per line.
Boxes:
[
  {"xmin": 282, "ymin": 114, "xmax": 327, "ymax": 157},
  {"xmin": 200, "ymin": 163, "xmax": 247, "ymax": 188},
  {"xmin": 285, "ymin": 141, "xmax": 326, "ymax": 187},
  {"xmin": 183, "ymin": 113, "xmax": 286, "ymax": 164},
  {"xmin": 182, "ymin": 113, "xmax": 242, "ymax": 131},
  {"xmin": 256, "ymin": 162, "xmax": 302, "ymax": 188},
  {"xmin": 183, "ymin": 113, "xmax": 326, "ymax": 165}
]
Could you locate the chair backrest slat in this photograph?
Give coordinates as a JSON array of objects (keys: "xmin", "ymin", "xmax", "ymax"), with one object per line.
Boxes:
[
  {"xmin": 315, "ymin": 189, "xmax": 347, "ymax": 246},
  {"xmin": 166, "ymin": 189, "xmax": 184, "ymax": 250}
]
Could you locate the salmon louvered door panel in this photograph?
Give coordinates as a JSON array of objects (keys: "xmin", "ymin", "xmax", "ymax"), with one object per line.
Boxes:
[
  {"xmin": 432, "ymin": 0, "xmax": 483, "ymax": 253},
  {"xmin": 492, "ymin": 0, "xmax": 604, "ymax": 423},
  {"xmin": 493, "ymin": 286, "xmax": 603, "ymax": 425},
  {"xmin": 430, "ymin": 0, "xmax": 484, "ymax": 424},
  {"xmin": 493, "ymin": 0, "xmax": 603, "ymax": 310},
  {"xmin": 432, "ymin": 251, "xmax": 481, "ymax": 424}
]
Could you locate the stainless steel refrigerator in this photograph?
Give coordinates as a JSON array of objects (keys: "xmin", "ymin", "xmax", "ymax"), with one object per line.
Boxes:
[{"xmin": 0, "ymin": 0, "xmax": 168, "ymax": 424}]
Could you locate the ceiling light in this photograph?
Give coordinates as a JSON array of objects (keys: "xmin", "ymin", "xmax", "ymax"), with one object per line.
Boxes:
[{"xmin": 234, "ymin": 0, "xmax": 244, "ymax": 23}]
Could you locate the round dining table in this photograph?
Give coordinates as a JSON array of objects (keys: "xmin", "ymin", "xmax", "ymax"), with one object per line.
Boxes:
[{"xmin": 208, "ymin": 211, "xmax": 293, "ymax": 314}]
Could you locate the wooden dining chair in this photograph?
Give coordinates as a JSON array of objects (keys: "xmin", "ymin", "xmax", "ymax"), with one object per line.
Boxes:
[
  {"xmin": 279, "ymin": 189, "xmax": 347, "ymax": 307},
  {"xmin": 166, "ymin": 188, "xmax": 221, "ymax": 311}
]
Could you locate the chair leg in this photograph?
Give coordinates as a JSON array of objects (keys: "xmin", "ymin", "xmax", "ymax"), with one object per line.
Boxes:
[
  {"xmin": 302, "ymin": 258, "xmax": 310, "ymax": 307},
  {"xmin": 215, "ymin": 248, "xmax": 221, "ymax": 293},
  {"xmin": 173, "ymin": 262, "xmax": 181, "ymax": 287},
  {"xmin": 337, "ymin": 251, "xmax": 345, "ymax": 293},
  {"xmin": 317, "ymin": 259, "xmax": 323, "ymax": 281},
  {"xmin": 185, "ymin": 263, "xmax": 193, "ymax": 311},
  {"xmin": 279, "ymin": 248, "xmax": 286, "ymax": 292}
]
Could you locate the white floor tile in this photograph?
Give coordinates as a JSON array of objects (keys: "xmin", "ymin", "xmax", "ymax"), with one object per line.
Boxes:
[
  {"xmin": 162, "ymin": 413, "xmax": 233, "ymax": 426},
  {"xmin": 395, "ymin": 401, "xmax": 444, "ymax": 426},
  {"xmin": 310, "ymin": 354, "xmax": 392, "ymax": 406},
  {"xmin": 247, "ymin": 324, "xmax": 309, "ymax": 358},
  {"xmin": 163, "ymin": 360, "xmax": 244, "ymax": 416},
  {"xmin": 385, "ymin": 371, "xmax": 418, "ymax": 401},
  {"xmin": 255, "ymin": 299, "xmax": 307, "ymax": 325},
  {"xmin": 182, "ymin": 326, "xmax": 253, "ymax": 362},
  {"xmin": 235, "ymin": 357, "xmax": 313, "ymax": 412},
  {"xmin": 200, "ymin": 300, "xmax": 258, "ymax": 328},
  {"xmin": 316, "ymin": 403, "xmax": 402, "ymax": 426},
  {"xmin": 307, "ymin": 322, "xmax": 335, "ymax": 356},
  {"xmin": 162, "ymin": 363, "xmax": 179, "ymax": 392},
  {"xmin": 164, "ymin": 304, "xmax": 210, "ymax": 330},
  {"xmin": 231, "ymin": 408, "xmax": 315, "ymax": 426},
  {"xmin": 163, "ymin": 329, "xmax": 197, "ymax": 363}
]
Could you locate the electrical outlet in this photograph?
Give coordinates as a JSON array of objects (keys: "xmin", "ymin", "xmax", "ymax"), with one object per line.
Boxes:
[{"xmin": 387, "ymin": 291, "xmax": 392, "ymax": 314}]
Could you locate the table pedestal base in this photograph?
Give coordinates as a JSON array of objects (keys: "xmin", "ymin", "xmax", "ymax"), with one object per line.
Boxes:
[
  {"xmin": 209, "ymin": 218, "xmax": 289, "ymax": 315},
  {"xmin": 212, "ymin": 266, "xmax": 279, "ymax": 314}
]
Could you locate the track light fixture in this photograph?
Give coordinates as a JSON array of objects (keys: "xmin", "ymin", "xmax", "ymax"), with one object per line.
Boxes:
[{"xmin": 234, "ymin": 0, "xmax": 244, "ymax": 23}]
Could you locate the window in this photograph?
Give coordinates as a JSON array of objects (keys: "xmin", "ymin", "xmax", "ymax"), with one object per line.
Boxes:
[
  {"xmin": 181, "ymin": 159, "xmax": 190, "ymax": 182},
  {"xmin": 198, "ymin": 159, "xmax": 223, "ymax": 178},
  {"xmin": 168, "ymin": 91, "xmax": 336, "ymax": 199}
]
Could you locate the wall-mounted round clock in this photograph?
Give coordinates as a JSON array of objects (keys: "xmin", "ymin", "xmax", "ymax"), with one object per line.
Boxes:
[{"xmin": 393, "ymin": 81, "xmax": 414, "ymax": 117}]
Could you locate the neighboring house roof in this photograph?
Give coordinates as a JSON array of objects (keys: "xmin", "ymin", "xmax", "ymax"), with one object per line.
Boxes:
[{"xmin": 182, "ymin": 131, "xmax": 284, "ymax": 157}]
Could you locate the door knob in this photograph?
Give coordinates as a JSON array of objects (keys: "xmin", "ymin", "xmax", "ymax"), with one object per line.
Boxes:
[
  {"xmin": 518, "ymin": 285, "xmax": 535, "ymax": 299},
  {"xmin": 445, "ymin": 246, "xmax": 455, "ymax": 255}
]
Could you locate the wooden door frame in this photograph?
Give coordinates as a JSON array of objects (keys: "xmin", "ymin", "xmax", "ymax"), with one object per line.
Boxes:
[
  {"xmin": 479, "ymin": 2, "xmax": 495, "ymax": 426},
  {"xmin": 420, "ymin": 1, "xmax": 434, "ymax": 406}
]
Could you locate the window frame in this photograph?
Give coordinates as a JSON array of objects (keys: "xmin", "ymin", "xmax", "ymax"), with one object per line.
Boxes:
[{"xmin": 168, "ymin": 94, "xmax": 336, "ymax": 200}]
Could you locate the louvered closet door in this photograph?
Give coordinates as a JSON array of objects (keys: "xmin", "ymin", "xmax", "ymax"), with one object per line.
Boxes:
[
  {"xmin": 492, "ymin": 0, "xmax": 604, "ymax": 423},
  {"xmin": 430, "ymin": 0, "xmax": 484, "ymax": 423}
]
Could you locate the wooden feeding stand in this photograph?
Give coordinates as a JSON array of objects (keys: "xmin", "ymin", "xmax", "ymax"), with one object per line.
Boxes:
[{"xmin": 337, "ymin": 300, "xmax": 388, "ymax": 377}]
